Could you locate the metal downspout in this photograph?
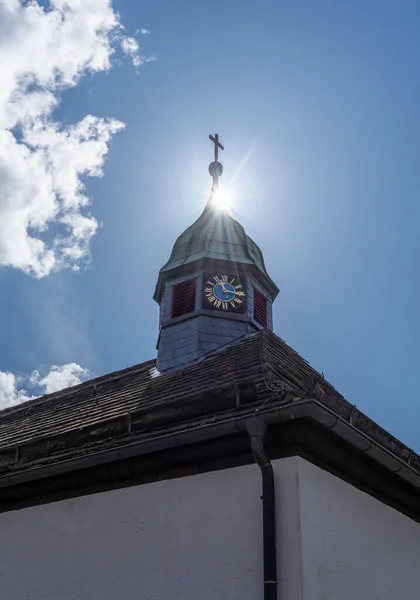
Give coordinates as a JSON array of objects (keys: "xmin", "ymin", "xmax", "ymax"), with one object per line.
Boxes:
[{"xmin": 247, "ymin": 417, "xmax": 278, "ymax": 600}]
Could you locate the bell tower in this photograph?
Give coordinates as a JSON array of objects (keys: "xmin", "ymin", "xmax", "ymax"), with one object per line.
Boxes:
[{"xmin": 154, "ymin": 134, "xmax": 279, "ymax": 373}]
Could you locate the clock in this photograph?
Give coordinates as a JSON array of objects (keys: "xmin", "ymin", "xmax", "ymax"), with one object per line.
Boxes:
[{"xmin": 204, "ymin": 274, "xmax": 246, "ymax": 312}]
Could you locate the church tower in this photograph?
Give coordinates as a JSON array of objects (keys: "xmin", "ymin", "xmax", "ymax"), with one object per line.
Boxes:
[{"xmin": 154, "ymin": 134, "xmax": 279, "ymax": 372}]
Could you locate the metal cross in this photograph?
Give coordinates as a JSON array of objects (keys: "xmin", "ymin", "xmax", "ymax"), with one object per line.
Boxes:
[{"xmin": 209, "ymin": 133, "xmax": 224, "ymax": 162}]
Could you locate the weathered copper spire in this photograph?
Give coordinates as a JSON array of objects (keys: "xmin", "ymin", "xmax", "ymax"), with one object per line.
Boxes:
[{"xmin": 153, "ymin": 134, "xmax": 279, "ymax": 304}]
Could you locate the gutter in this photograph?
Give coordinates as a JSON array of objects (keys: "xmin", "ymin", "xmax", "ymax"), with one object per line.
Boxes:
[
  {"xmin": 247, "ymin": 417, "xmax": 278, "ymax": 600},
  {"xmin": 0, "ymin": 399, "xmax": 419, "ymax": 491}
]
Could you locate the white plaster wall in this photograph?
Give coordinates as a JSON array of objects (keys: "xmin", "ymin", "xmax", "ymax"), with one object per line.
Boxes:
[
  {"xmin": 0, "ymin": 459, "xmax": 301, "ymax": 600},
  {"xmin": 2, "ymin": 455, "xmax": 419, "ymax": 600},
  {"xmin": 296, "ymin": 458, "xmax": 420, "ymax": 600}
]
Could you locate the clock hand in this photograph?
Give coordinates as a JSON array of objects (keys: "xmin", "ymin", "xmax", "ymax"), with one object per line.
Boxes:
[
  {"xmin": 219, "ymin": 282, "xmax": 244, "ymax": 299},
  {"xmin": 220, "ymin": 283, "xmax": 233, "ymax": 294}
]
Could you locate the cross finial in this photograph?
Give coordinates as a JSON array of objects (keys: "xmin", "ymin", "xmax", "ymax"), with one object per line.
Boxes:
[
  {"xmin": 209, "ymin": 133, "xmax": 224, "ymax": 162},
  {"xmin": 208, "ymin": 133, "xmax": 224, "ymax": 190}
]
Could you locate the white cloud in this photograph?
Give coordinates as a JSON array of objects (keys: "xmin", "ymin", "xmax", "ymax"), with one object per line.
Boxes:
[
  {"xmin": 121, "ymin": 36, "xmax": 142, "ymax": 68},
  {"xmin": 0, "ymin": 363, "xmax": 90, "ymax": 409},
  {"xmin": 0, "ymin": 0, "xmax": 148, "ymax": 277},
  {"xmin": 0, "ymin": 372, "xmax": 33, "ymax": 408},
  {"xmin": 29, "ymin": 363, "xmax": 89, "ymax": 394}
]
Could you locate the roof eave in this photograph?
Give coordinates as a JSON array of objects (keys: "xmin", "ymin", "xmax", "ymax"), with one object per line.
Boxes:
[{"xmin": 1, "ymin": 399, "xmax": 419, "ymax": 506}]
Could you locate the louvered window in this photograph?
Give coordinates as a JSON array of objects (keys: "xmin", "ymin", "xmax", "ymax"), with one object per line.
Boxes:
[
  {"xmin": 253, "ymin": 287, "xmax": 268, "ymax": 327},
  {"xmin": 171, "ymin": 279, "xmax": 196, "ymax": 318}
]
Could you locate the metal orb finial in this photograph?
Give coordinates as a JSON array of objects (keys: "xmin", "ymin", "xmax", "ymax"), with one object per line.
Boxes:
[{"xmin": 208, "ymin": 161, "xmax": 223, "ymax": 179}]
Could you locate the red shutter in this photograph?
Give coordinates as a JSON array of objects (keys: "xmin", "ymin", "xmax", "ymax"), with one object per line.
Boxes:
[
  {"xmin": 171, "ymin": 279, "xmax": 196, "ymax": 318},
  {"xmin": 253, "ymin": 287, "xmax": 268, "ymax": 327}
]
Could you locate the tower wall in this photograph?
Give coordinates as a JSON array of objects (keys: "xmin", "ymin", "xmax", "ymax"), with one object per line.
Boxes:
[
  {"xmin": 156, "ymin": 272, "xmax": 272, "ymax": 373},
  {"xmin": 157, "ymin": 315, "xmax": 254, "ymax": 372}
]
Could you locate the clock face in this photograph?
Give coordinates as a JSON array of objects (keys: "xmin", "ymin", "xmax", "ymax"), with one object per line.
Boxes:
[{"xmin": 204, "ymin": 274, "xmax": 246, "ymax": 312}]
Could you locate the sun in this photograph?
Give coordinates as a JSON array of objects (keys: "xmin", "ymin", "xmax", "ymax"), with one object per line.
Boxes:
[{"xmin": 211, "ymin": 188, "xmax": 232, "ymax": 212}]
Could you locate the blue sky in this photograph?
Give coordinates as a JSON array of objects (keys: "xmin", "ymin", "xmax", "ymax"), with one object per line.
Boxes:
[{"xmin": 1, "ymin": 0, "xmax": 420, "ymax": 450}]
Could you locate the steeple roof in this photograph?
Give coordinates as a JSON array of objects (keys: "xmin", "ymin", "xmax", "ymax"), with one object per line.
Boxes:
[
  {"xmin": 154, "ymin": 133, "xmax": 279, "ymax": 302},
  {"xmin": 154, "ymin": 202, "xmax": 278, "ymax": 301}
]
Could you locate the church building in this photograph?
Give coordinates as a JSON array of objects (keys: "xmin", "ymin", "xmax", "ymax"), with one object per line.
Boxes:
[{"xmin": 0, "ymin": 135, "xmax": 419, "ymax": 600}]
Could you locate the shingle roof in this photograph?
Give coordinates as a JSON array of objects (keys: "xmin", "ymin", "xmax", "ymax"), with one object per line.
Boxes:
[{"xmin": 0, "ymin": 329, "xmax": 418, "ymax": 478}]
